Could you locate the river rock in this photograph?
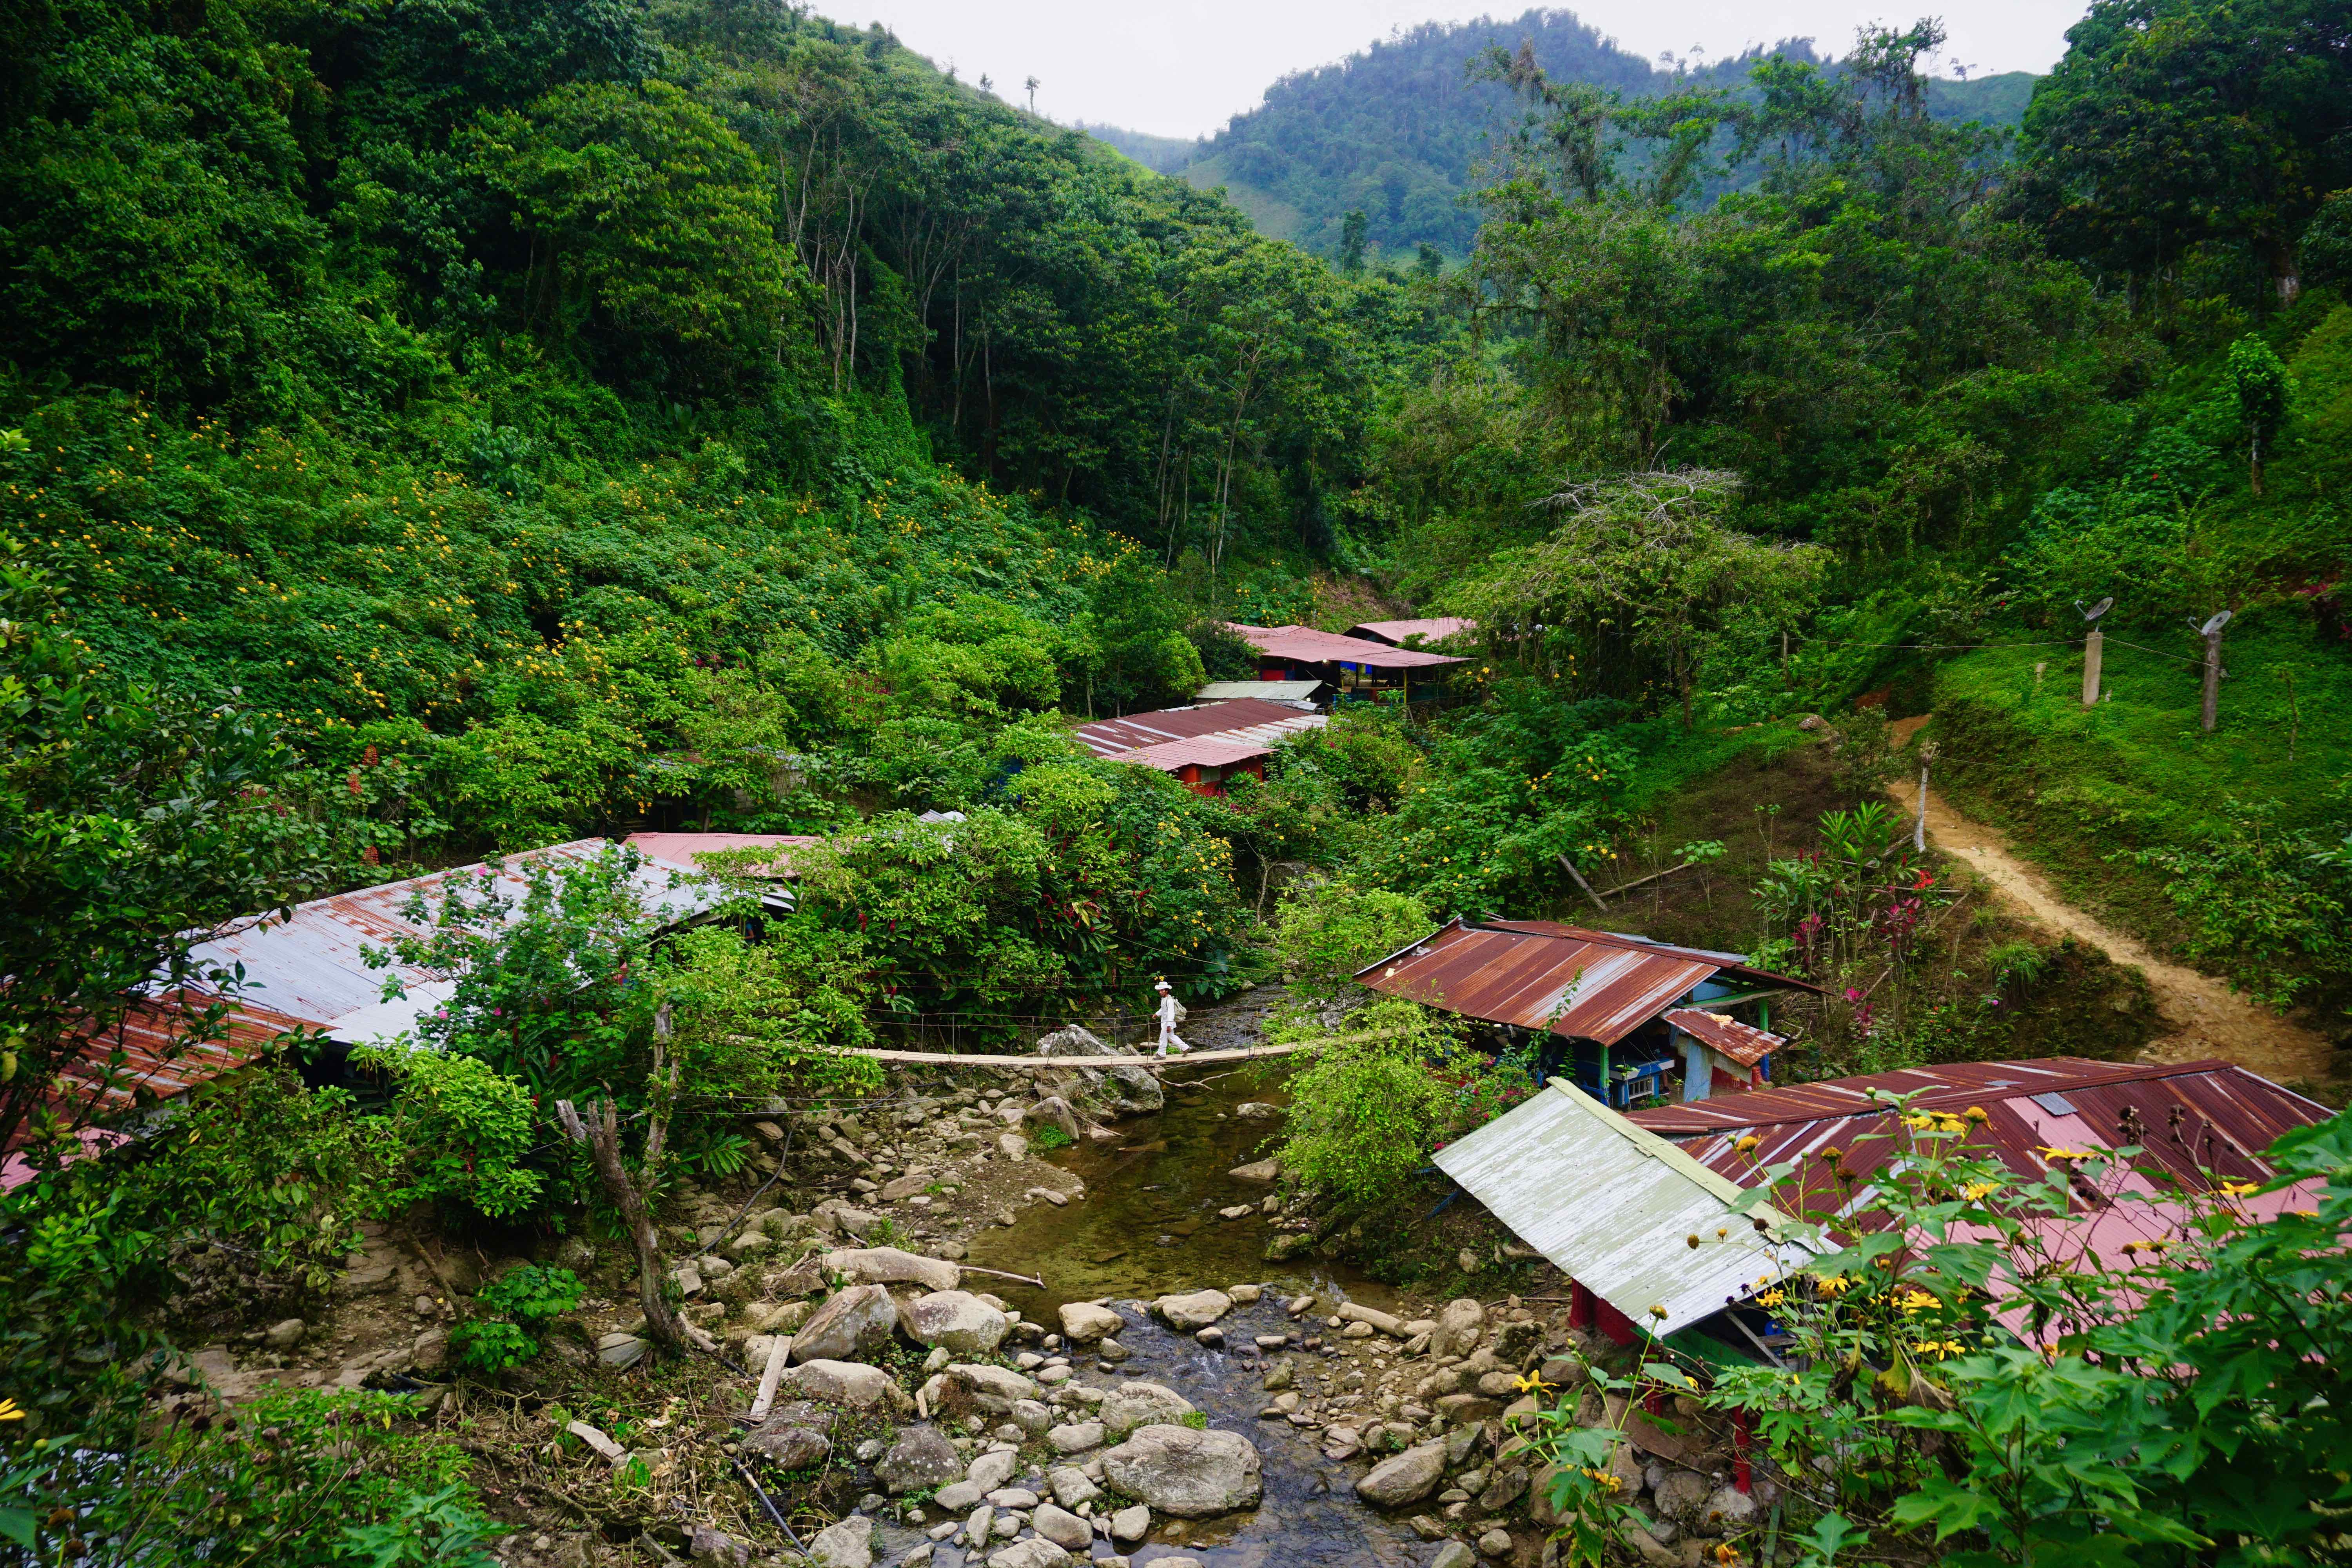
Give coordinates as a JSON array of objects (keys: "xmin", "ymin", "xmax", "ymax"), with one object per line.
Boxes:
[
  {"xmin": 1338, "ymin": 1302, "xmax": 1403, "ymax": 1337},
  {"xmin": 1044, "ymin": 1417, "xmax": 1102, "ymax": 1452},
  {"xmin": 1151, "ymin": 1289, "xmax": 1232, "ymax": 1330},
  {"xmin": 1227, "ymin": 1158, "xmax": 1281, "ymax": 1183},
  {"xmin": 1696, "ymin": 1484, "xmax": 1760, "ymax": 1536},
  {"xmin": 1436, "ymin": 1543, "xmax": 1479, "ymax": 1568},
  {"xmin": 1048, "ymin": 1467, "xmax": 1100, "ymax": 1510},
  {"xmin": 791, "ymin": 1284, "xmax": 899, "ymax": 1364},
  {"xmin": 263, "ymin": 1318, "xmax": 307, "ymax": 1351},
  {"xmin": 1036, "ymin": 1025, "xmax": 1164, "ymax": 1114},
  {"xmin": 808, "ymin": 1514, "xmax": 873, "ymax": 1568},
  {"xmin": 1429, "ymin": 1298, "xmax": 1486, "ymax": 1359},
  {"xmin": 966, "ymin": 1448, "xmax": 1020, "ymax": 1493},
  {"xmin": 688, "ymin": 1524, "xmax": 752, "ymax": 1565},
  {"xmin": 1355, "ymin": 1442, "xmax": 1446, "ymax": 1508},
  {"xmin": 1058, "ymin": 1301, "xmax": 1124, "ymax": 1343},
  {"xmin": 879, "ymin": 1174, "xmax": 931, "ymax": 1202},
  {"xmin": 1233, "ymin": 1102, "xmax": 1280, "ymax": 1120},
  {"xmin": 742, "ymin": 1423, "xmax": 830, "ymax": 1470},
  {"xmin": 1024, "ymin": 1097, "xmax": 1082, "ymax": 1140},
  {"xmin": 997, "ymin": 1132, "xmax": 1030, "ymax": 1161},
  {"xmin": 828, "ymin": 1206, "xmax": 883, "ymax": 1240},
  {"xmin": 931, "ymin": 1363, "xmax": 1041, "ymax": 1415},
  {"xmin": 1031, "ymin": 1503, "xmax": 1092, "ymax": 1551},
  {"xmin": 1653, "ymin": 1470, "xmax": 1711, "ymax": 1523},
  {"xmin": 900, "ymin": 1290, "xmax": 1010, "ymax": 1356},
  {"xmin": 1102, "ymin": 1425, "xmax": 1263, "ymax": 1517},
  {"xmin": 1110, "ymin": 1503, "xmax": 1151, "ymax": 1542},
  {"xmin": 597, "ymin": 1332, "xmax": 648, "ymax": 1370},
  {"xmin": 824, "ymin": 1247, "xmax": 961, "ymax": 1293},
  {"xmin": 780, "ymin": 1359, "xmax": 909, "ymax": 1411},
  {"xmin": 875, "ymin": 1426, "xmax": 964, "ymax": 1494},
  {"xmin": 1100, "ymin": 1379, "xmax": 1195, "ymax": 1438},
  {"xmin": 983, "ymin": 1541, "xmax": 1073, "ymax": 1568}
]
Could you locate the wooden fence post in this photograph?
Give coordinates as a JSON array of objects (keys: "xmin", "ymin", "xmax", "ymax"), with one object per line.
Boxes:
[
  {"xmin": 2199, "ymin": 610, "xmax": 2232, "ymax": 733},
  {"xmin": 2081, "ymin": 629, "xmax": 2103, "ymax": 708}
]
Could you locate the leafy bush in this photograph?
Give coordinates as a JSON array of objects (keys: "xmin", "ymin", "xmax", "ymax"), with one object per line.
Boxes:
[
  {"xmin": 2126, "ymin": 799, "xmax": 2352, "ymax": 1008},
  {"xmin": 1271, "ymin": 880, "xmax": 1433, "ymax": 1000},
  {"xmin": 1273, "ymin": 998, "xmax": 1464, "ymax": 1216},
  {"xmin": 363, "ymin": 1049, "xmax": 543, "ymax": 1220},
  {"xmin": 451, "ymin": 1264, "xmax": 584, "ymax": 1376}
]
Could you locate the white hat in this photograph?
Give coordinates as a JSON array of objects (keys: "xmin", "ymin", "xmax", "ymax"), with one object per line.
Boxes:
[{"xmin": 1154, "ymin": 978, "xmax": 1172, "ymax": 992}]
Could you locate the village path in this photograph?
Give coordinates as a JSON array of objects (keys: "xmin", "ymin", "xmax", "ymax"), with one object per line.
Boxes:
[{"xmin": 1883, "ymin": 719, "xmax": 2334, "ymax": 1083}]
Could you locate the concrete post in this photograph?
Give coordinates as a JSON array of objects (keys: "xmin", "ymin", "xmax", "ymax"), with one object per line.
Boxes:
[
  {"xmin": 2202, "ymin": 625, "xmax": 2224, "ymax": 732},
  {"xmin": 2081, "ymin": 629, "xmax": 2103, "ymax": 708}
]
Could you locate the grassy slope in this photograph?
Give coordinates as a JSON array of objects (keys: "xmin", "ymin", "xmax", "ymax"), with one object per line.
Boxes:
[
  {"xmin": 1927, "ymin": 604, "xmax": 2351, "ymax": 1013},
  {"xmin": 1177, "ymin": 155, "xmax": 1306, "ymax": 241}
]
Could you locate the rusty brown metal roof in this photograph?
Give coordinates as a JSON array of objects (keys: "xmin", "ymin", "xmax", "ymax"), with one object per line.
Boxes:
[
  {"xmin": 1226, "ymin": 622, "xmax": 1466, "ymax": 670},
  {"xmin": 1666, "ymin": 1007, "xmax": 1783, "ymax": 1068},
  {"xmin": 1110, "ymin": 735, "xmax": 1277, "ymax": 774},
  {"xmin": 1075, "ymin": 699, "xmax": 1325, "ymax": 757},
  {"xmin": 1626, "ymin": 1057, "xmax": 2334, "ymax": 1219},
  {"xmin": 1355, "ymin": 918, "xmax": 1784, "ymax": 1046}
]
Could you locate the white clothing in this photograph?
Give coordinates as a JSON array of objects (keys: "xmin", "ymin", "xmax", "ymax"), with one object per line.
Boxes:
[{"xmin": 1155, "ymin": 992, "xmax": 1188, "ymax": 1056}]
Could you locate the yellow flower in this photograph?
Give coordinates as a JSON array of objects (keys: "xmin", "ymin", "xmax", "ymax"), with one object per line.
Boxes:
[
  {"xmin": 1713, "ymin": 1544, "xmax": 1743, "ymax": 1566},
  {"xmin": 1648, "ymin": 1304, "xmax": 1669, "ymax": 1321},
  {"xmin": 2218, "ymin": 1180, "xmax": 2259, "ymax": 1198},
  {"xmin": 2036, "ymin": 1145, "xmax": 2096, "ymax": 1163},
  {"xmin": 1964, "ymin": 1106, "xmax": 1989, "ymax": 1123},
  {"xmin": 1914, "ymin": 1339, "xmax": 1964, "ymax": 1360},
  {"xmin": 1733, "ymin": 1134, "xmax": 1762, "ymax": 1155},
  {"xmin": 1962, "ymin": 1182, "xmax": 1996, "ymax": 1201},
  {"xmin": 0, "ymin": 1397, "xmax": 21, "ymax": 1422},
  {"xmin": 1896, "ymin": 1289, "xmax": 1938, "ymax": 1314},
  {"xmin": 1513, "ymin": 1370, "xmax": 1554, "ymax": 1394},
  {"xmin": 1757, "ymin": 1290, "xmax": 1784, "ymax": 1308},
  {"xmin": 1815, "ymin": 1274, "xmax": 1851, "ymax": 1297}
]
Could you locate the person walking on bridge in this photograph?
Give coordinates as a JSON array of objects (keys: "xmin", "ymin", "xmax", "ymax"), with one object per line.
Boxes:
[{"xmin": 1154, "ymin": 977, "xmax": 1190, "ymax": 1058}]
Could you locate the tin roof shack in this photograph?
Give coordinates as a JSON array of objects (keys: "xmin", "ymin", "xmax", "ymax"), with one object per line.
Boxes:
[
  {"xmin": 1075, "ymin": 697, "xmax": 1327, "ymax": 798},
  {"xmin": 1357, "ymin": 918, "xmax": 1816, "ymax": 1109},
  {"xmin": 1347, "ymin": 617, "xmax": 1477, "ymax": 648},
  {"xmin": 1436, "ymin": 1078, "xmax": 1818, "ymax": 1363},
  {"xmin": 1627, "ymin": 1057, "xmax": 2332, "ymax": 1267},
  {"xmin": 1225, "ymin": 622, "xmax": 1465, "ymax": 695}
]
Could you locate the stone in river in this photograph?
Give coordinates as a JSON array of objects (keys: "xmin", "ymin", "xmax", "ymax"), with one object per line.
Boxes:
[
  {"xmin": 1099, "ymin": 1379, "xmax": 1195, "ymax": 1439},
  {"xmin": 1355, "ymin": 1442, "xmax": 1446, "ymax": 1508},
  {"xmin": 1058, "ymin": 1301, "xmax": 1124, "ymax": 1343},
  {"xmin": 1100, "ymin": 1425, "xmax": 1263, "ymax": 1517},
  {"xmin": 1150, "ymin": 1289, "xmax": 1231, "ymax": 1330},
  {"xmin": 874, "ymin": 1426, "xmax": 963, "ymax": 1494}
]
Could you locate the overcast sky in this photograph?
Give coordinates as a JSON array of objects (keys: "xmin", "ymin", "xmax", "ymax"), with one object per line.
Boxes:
[{"xmin": 829, "ymin": 1, "xmax": 2086, "ymax": 140}]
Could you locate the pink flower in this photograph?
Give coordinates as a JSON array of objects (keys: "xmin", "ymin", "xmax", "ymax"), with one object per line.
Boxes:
[{"xmin": 1842, "ymin": 987, "xmax": 1866, "ymax": 1004}]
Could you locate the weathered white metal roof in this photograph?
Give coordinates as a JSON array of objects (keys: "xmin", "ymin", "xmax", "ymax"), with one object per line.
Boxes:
[{"xmin": 1434, "ymin": 1078, "xmax": 1815, "ymax": 1333}]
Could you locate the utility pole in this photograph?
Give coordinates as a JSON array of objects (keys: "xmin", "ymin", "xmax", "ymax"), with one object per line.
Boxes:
[
  {"xmin": 2198, "ymin": 610, "xmax": 2232, "ymax": 733},
  {"xmin": 1913, "ymin": 741, "xmax": 1937, "ymax": 853}
]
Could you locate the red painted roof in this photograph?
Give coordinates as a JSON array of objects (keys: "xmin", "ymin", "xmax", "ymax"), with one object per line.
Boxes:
[
  {"xmin": 1110, "ymin": 735, "xmax": 1277, "ymax": 773},
  {"xmin": 1626, "ymin": 1056, "xmax": 2333, "ymax": 1216},
  {"xmin": 1356, "ymin": 919, "xmax": 1814, "ymax": 1047},
  {"xmin": 1665, "ymin": 1007, "xmax": 1783, "ymax": 1068},
  {"xmin": 1226, "ymin": 622, "xmax": 1467, "ymax": 670},
  {"xmin": 1074, "ymin": 699, "xmax": 1324, "ymax": 756},
  {"xmin": 1347, "ymin": 617, "xmax": 1477, "ymax": 646}
]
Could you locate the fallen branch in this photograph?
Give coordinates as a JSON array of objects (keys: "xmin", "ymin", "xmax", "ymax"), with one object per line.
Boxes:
[
  {"xmin": 1597, "ymin": 858, "xmax": 1697, "ymax": 899},
  {"xmin": 956, "ymin": 1264, "xmax": 1047, "ymax": 1289},
  {"xmin": 1556, "ymin": 854, "xmax": 1610, "ymax": 912}
]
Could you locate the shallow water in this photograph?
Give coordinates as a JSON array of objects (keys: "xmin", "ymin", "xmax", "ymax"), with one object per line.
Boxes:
[{"xmin": 941, "ymin": 1062, "xmax": 1434, "ymax": 1567}]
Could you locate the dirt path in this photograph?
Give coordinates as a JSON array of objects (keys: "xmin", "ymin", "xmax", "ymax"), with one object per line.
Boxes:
[{"xmin": 1882, "ymin": 730, "xmax": 2333, "ymax": 1082}]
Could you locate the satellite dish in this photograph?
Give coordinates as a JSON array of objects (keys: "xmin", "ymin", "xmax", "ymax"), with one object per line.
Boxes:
[
  {"xmin": 2078, "ymin": 597, "xmax": 2113, "ymax": 623},
  {"xmin": 2200, "ymin": 610, "xmax": 2233, "ymax": 637}
]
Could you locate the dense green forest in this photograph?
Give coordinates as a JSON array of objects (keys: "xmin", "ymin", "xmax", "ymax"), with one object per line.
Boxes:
[
  {"xmin": 1083, "ymin": 9, "xmax": 2036, "ymax": 260},
  {"xmin": 6, "ymin": 0, "xmax": 2352, "ymax": 1561}
]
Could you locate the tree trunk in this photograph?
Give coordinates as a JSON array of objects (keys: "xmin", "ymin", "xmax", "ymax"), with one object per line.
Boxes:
[{"xmin": 554, "ymin": 1031, "xmax": 714, "ymax": 1357}]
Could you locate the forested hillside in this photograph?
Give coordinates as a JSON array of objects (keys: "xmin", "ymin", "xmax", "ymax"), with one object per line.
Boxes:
[
  {"xmin": 7, "ymin": 0, "xmax": 2352, "ymax": 1563},
  {"xmin": 1083, "ymin": 8, "xmax": 2035, "ymax": 260}
]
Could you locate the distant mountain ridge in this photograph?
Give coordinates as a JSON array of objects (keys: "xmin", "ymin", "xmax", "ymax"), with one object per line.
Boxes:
[{"xmin": 1085, "ymin": 9, "xmax": 2036, "ymax": 260}]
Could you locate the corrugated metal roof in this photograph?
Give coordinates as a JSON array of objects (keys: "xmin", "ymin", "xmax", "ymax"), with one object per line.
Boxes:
[
  {"xmin": 1666, "ymin": 1008, "xmax": 1783, "ymax": 1069},
  {"xmin": 1225, "ymin": 622, "xmax": 1467, "ymax": 670},
  {"xmin": 1075, "ymin": 699, "xmax": 1325, "ymax": 757},
  {"xmin": 1196, "ymin": 681, "xmax": 1325, "ymax": 706},
  {"xmin": 181, "ymin": 840, "xmax": 731, "ymax": 1038},
  {"xmin": 1356, "ymin": 919, "xmax": 1814, "ymax": 1047},
  {"xmin": 1347, "ymin": 617, "xmax": 1477, "ymax": 646},
  {"xmin": 1110, "ymin": 735, "xmax": 1279, "ymax": 774},
  {"xmin": 1434, "ymin": 1079, "xmax": 1816, "ymax": 1332},
  {"xmin": 1626, "ymin": 1057, "xmax": 2334, "ymax": 1226},
  {"xmin": 626, "ymin": 832, "xmax": 822, "ymax": 878}
]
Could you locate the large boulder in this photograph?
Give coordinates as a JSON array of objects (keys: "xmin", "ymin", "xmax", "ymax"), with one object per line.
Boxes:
[
  {"xmin": 874, "ymin": 1426, "xmax": 964, "ymax": 1495},
  {"xmin": 1031, "ymin": 1503, "xmax": 1092, "ymax": 1552},
  {"xmin": 1058, "ymin": 1301, "xmax": 1125, "ymax": 1344},
  {"xmin": 900, "ymin": 1290, "xmax": 1009, "ymax": 1356},
  {"xmin": 1036, "ymin": 1025, "xmax": 1163, "ymax": 1114},
  {"xmin": 808, "ymin": 1514, "xmax": 873, "ymax": 1568},
  {"xmin": 1024, "ymin": 1097, "xmax": 1082, "ymax": 1141},
  {"xmin": 1354, "ymin": 1443, "xmax": 1446, "ymax": 1508},
  {"xmin": 824, "ymin": 1247, "xmax": 961, "ymax": 1293},
  {"xmin": 1100, "ymin": 1425, "xmax": 1263, "ymax": 1517},
  {"xmin": 984, "ymin": 1542, "xmax": 1073, "ymax": 1568},
  {"xmin": 778, "ymin": 1359, "xmax": 909, "ymax": 1412},
  {"xmin": 1099, "ymin": 1379, "xmax": 1195, "ymax": 1439},
  {"xmin": 1151, "ymin": 1289, "xmax": 1232, "ymax": 1331},
  {"xmin": 790, "ymin": 1284, "xmax": 899, "ymax": 1364},
  {"xmin": 1429, "ymin": 1298, "xmax": 1486, "ymax": 1359},
  {"xmin": 742, "ymin": 1423, "xmax": 830, "ymax": 1471}
]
